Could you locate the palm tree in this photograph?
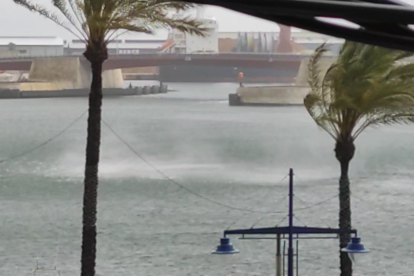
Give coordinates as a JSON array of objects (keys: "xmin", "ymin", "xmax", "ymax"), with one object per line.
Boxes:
[
  {"xmin": 13, "ymin": 1, "xmax": 205, "ymax": 275},
  {"xmin": 304, "ymin": 41, "xmax": 414, "ymax": 276}
]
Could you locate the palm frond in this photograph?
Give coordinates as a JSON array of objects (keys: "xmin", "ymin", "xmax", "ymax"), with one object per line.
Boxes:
[
  {"xmin": 142, "ymin": 15, "xmax": 206, "ymax": 36},
  {"xmin": 68, "ymin": 0, "xmax": 88, "ymax": 34},
  {"xmin": 306, "ymin": 40, "xmax": 414, "ymax": 142},
  {"xmin": 14, "ymin": 0, "xmax": 206, "ymax": 49},
  {"xmin": 13, "ymin": 0, "xmax": 86, "ymax": 41},
  {"xmin": 307, "ymin": 43, "xmax": 327, "ymax": 92},
  {"xmin": 138, "ymin": 0, "xmax": 197, "ymax": 11},
  {"xmin": 304, "ymin": 92, "xmax": 339, "ymax": 139},
  {"xmin": 373, "ymin": 112, "xmax": 414, "ymax": 125},
  {"xmin": 52, "ymin": 0, "xmax": 81, "ymax": 33},
  {"xmin": 305, "ymin": 43, "xmax": 342, "ymax": 138},
  {"xmin": 107, "ymin": 23, "xmax": 152, "ymax": 35},
  {"xmin": 117, "ymin": 0, "xmax": 207, "ymax": 37}
]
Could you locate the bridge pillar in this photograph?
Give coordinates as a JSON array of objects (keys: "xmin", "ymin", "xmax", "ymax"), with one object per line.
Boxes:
[{"xmin": 24, "ymin": 57, "xmax": 123, "ymax": 90}]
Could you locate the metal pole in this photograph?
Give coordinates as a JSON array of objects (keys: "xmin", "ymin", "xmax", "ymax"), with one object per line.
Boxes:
[
  {"xmin": 276, "ymin": 234, "xmax": 281, "ymax": 276},
  {"xmin": 296, "ymin": 240, "xmax": 299, "ymax": 276},
  {"xmin": 288, "ymin": 168, "xmax": 294, "ymax": 276},
  {"xmin": 282, "ymin": 240, "xmax": 286, "ymax": 276}
]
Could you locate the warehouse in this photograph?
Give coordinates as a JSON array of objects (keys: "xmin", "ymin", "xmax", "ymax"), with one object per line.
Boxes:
[
  {"xmin": 65, "ymin": 38, "xmax": 166, "ymax": 56},
  {"xmin": 0, "ymin": 36, "xmax": 64, "ymax": 58}
]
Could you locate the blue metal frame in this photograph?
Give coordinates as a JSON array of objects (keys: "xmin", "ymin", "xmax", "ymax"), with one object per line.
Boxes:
[
  {"xmin": 221, "ymin": 169, "xmax": 357, "ymax": 276},
  {"xmin": 224, "ymin": 226, "xmax": 357, "ymax": 236}
]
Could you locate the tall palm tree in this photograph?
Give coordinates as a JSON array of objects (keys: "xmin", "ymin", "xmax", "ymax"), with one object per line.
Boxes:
[
  {"xmin": 13, "ymin": 1, "xmax": 205, "ymax": 275},
  {"xmin": 305, "ymin": 41, "xmax": 414, "ymax": 276}
]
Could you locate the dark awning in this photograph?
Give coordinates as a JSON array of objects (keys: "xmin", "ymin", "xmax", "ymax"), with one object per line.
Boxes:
[{"xmin": 179, "ymin": 0, "xmax": 414, "ymax": 51}]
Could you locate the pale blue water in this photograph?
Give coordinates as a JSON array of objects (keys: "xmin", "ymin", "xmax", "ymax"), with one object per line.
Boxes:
[{"xmin": 0, "ymin": 81, "xmax": 413, "ymax": 275}]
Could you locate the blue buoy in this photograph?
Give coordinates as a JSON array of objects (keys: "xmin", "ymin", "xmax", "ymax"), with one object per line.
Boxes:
[{"xmin": 212, "ymin": 237, "xmax": 239, "ymax": 254}]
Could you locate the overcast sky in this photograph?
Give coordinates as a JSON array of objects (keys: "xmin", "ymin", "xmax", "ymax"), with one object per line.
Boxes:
[
  {"xmin": 0, "ymin": 1, "xmax": 282, "ymax": 39},
  {"xmin": 3, "ymin": 0, "xmax": 414, "ymax": 40}
]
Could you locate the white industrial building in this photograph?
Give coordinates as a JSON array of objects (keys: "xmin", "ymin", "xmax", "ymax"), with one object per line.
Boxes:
[
  {"xmin": 0, "ymin": 36, "xmax": 166, "ymax": 57},
  {"xmin": 65, "ymin": 38, "xmax": 166, "ymax": 56},
  {"xmin": 0, "ymin": 36, "xmax": 64, "ymax": 58},
  {"xmin": 163, "ymin": 16, "xmax": 219, "ymax": 54}
]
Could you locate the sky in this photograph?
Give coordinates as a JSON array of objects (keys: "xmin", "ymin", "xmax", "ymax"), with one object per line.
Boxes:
[
  {"xmin": 2, "ymin": 0, "xmax": 414, "ymax": 40},
  {"xmin": 0, "ymin": 1, "xmax": 282, "ymax": 39}
]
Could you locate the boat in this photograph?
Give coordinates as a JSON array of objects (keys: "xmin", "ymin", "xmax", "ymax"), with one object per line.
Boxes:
[{"xmin": 158, "ymin": 9, "xmax": 342, "ymax": 83}]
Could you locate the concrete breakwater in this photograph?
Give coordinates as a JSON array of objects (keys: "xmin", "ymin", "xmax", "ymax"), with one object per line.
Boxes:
[
  {"xmin": 228, "ymin": 56, "xmax": 335, "ymax": 106},
  {"xmin": 0, "ymin": 84, "xmax": 168, "ymax": 99},
  {"xmin": 229, "ymin": 85, "xmax": 309, "ymax": 106}
]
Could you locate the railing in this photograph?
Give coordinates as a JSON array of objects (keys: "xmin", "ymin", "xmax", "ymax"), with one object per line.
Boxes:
[{"xmin": 0, "ymin": 52, "xmax": 326, "ymax": 61}]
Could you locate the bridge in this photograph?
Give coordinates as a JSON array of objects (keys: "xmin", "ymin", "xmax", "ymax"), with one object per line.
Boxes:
[{"xmin": 0, "ymin": 53, "xmax": 312, "ymax": 71}]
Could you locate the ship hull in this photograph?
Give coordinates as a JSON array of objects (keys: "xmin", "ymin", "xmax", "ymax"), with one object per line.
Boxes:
[{"xmin": 158, "ymin": 63, "xmax": 301, "ymax": 83}]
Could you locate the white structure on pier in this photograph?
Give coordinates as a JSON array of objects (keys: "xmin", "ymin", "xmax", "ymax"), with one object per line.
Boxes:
[
  {"xmin": 163, "ymin": 6, "xmax": 219, "ymax": 54},
  {"xmin": 0, "ymin": 36, "xmax": 64, "ymax": 58}
]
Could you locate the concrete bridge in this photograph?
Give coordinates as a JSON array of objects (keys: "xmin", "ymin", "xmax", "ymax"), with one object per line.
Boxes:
[
  {"xmin": 0, "ymin": 53, "xmax": 335, "ymax": 92},
  {"xmin": 0, "ymin": 53, "xmax": 308, "ymax": 71}
]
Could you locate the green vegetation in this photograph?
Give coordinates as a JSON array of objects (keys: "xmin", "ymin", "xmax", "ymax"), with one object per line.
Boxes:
[
  {"xmin": 305, "ymin": 41, "xmax": 414, "ymax": 276},
  {"xmin": 13, "ymin": 1, "xmax": 205, "ymax": 275}
]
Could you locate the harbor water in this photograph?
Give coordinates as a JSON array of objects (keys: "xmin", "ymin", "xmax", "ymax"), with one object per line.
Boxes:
[{"xmin": 0, "ymin": 81, "xmax": 412, "ymax": 275}]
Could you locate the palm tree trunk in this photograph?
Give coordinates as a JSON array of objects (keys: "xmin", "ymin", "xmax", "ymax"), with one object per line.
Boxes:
[
  {"xmin": 335, "ymin": 139, "xmax": 355, "ymax": 276},
  {"xmin": 339, "ymin": 159, "xmax": 352, "ymax": 276},
  {"xmin": 81, "ymin": 59, "xmax": 103, "ymax": 276}
]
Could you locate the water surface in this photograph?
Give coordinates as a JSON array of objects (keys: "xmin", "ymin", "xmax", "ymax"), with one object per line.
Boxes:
[{"xmin": 0, "ymin": 81, "xmax": 412, "ymax": 275}]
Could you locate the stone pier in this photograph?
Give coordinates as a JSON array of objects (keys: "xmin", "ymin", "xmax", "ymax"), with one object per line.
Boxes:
[
  {"xmin": 0, "ymin": 57, "xmax": 124, "ymax": 91},
  {"xmin": 229, "ymin": 56, "xmax": 336, "ymax": 106}
]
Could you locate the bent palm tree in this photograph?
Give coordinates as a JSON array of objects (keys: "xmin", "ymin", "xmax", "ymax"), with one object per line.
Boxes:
[
  {"xmin": 13, "ymin": 1, "xmax": 205, "ymax": 275},
  {"xmin": 305, "ymin": 41, "xmax": 414, "ymax": 276}
]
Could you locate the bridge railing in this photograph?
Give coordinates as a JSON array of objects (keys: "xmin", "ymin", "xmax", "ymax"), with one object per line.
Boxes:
[{"xmin": 0, "ymin": 52, "xmax": 326, "ymax": 61}]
